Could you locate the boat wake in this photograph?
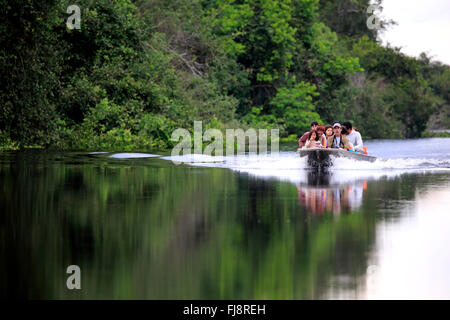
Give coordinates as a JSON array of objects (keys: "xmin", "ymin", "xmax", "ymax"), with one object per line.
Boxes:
[
  {"xmin": 161, "ymin": 152, "xmax": 450, "ymax": 170},
  {"xmin": 158, "ymin": 152, "xmax": 450, "ymax": 184}
]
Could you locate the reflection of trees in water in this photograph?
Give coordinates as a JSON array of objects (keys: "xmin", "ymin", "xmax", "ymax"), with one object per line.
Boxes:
[
  {"xmin": 0, "ymin": 159, "xmax": 375, "ymax": 299},
  {"xmin": 292, "ymin": 174, "xmax": 374, "ymax": 298},
  {"xmin": 2, "ymin": 152, "xmax": 448, "ymax": 299}
]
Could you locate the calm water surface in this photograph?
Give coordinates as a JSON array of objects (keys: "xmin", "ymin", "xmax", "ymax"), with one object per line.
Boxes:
[{"xmin": 1, "ymin": 138, "xmax": 450, "ymax": 299}]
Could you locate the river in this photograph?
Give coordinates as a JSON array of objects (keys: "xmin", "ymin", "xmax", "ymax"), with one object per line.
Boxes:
[{"xmin": 1, "ymin": 138, "xmax": 450, "ymax": 299}]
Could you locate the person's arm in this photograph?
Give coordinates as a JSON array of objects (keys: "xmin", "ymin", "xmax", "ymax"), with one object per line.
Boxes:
[
  {"xmin": 343, "ymin": 137, "xmax": 352, "ymax": 150},
  {"xmin": 348, "ymin": 142, "xmax": 355, "ymax": 151},
  {"xmin": 353, "ymin": 132, "xmax": 364, "ymax": 152},
  {"xmin": 305, "ymin": 139, "xmax": 311, "ymax": 148},
  {"xmin": 321, "ymin": 136, "xmax": 326, "ymax": 148},
  {"xmin": 326, "ymin": 136, "xmax": 332, "ymax": 148},
  {"xmin": 299, "ymin": 132, "xmax": 308, "ymax": 147}
]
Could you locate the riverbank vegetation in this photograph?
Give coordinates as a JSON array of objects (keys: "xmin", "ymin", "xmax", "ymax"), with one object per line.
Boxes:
[{"xmin": 1, "ymin": 0, "xmax": 449, "ymax": 150}]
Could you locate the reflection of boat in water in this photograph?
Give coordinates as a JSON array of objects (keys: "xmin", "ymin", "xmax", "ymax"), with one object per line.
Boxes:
[
  {"xmin": 297, "ymin": 148, "xmax": 377, "ymax": 170},
  {"xmin": 296, "ymin": 172, "xmax": 367, "ymax": 215}
]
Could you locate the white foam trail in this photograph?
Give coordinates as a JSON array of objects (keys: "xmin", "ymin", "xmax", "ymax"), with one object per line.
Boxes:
[
  {"xmin": 332, "ymin": 157, "xmax": 450, "ymax": 170},
  {"xmin": 162, "ymin": 152, "xmax": 450, "ymax": 170},
  {"xmin": 161, "ymin": 152, "xmax": 450, "ymax": 183},
  {"xmin": 109, "ymin": 153, "xmax": 160, "ymax": 159},
  {"xmin": 161, "ymin": 154, "xmax": 225, "ymax": 163}
]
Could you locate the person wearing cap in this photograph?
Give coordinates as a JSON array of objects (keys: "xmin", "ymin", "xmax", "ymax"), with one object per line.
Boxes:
[
  {"xmin": 342, "ymin": 121, "xmax": 364, "ymax": 153},
  {"xmin": 298, "ymin": 121, "xmax": 319, "ymax": 148},
  {"xmin": 326, "ymin": 123, "xmax": 351, "ymax": 150}
]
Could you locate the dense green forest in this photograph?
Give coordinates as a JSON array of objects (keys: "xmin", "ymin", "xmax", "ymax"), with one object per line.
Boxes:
[{"xmin": 1, "ymin": 0, "xmax": 449, "ymax": 150}]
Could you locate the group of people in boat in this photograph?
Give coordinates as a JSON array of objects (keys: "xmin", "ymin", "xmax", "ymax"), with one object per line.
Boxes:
[{"xmin": 298, "ymin": 121, "xmax": 366, "ymax": 154}]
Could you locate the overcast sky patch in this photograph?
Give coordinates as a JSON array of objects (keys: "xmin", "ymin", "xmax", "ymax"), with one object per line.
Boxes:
[{"xmin": 379, "ymin": 0, "xmax": 450, "ymax": 65}]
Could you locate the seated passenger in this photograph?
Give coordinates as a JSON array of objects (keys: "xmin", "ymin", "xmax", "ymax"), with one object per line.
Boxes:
[
  {"xmin": 305, "ymin": 130, "xmax": 323, "ymax": 149},
  {"xmin": 299, "ymin": 121, "xmax": 319, "ymax": 148},
  {"xmin": 326, "ymin": 123, "xmax": 352, "ymax": 150},
  {"xmin": 341, "ymin": 127, "xmax": 355, "ymax": 150},
  {"xmin": 342, "ymin": 121, "xmax": 364, "ymax": 153},
  {"xmin": 324, "ymin": 125, "xmax": 333, "ymax": 139},
  {"xmin": 316, "ymin": 125, "xmax": 327, "ymax": 148}
]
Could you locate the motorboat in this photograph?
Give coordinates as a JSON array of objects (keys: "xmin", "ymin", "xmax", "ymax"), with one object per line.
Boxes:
[{"xmin": 297, "ymin": 148, "xmax": 376, "ymax": 170}]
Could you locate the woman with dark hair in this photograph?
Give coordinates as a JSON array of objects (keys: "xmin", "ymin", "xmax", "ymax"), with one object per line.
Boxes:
[
  {"xmin": 324, "ymin": 125, "xmax": 333, "ymax": 138},
  {"xmin": 316, "ymin": 125, "xmax": 327, "ymax": 148},
  {"xmin": 305, "ymin": 130, "xmax": 323, "ymax": 149},
  {"xmin": 298, "ymin": 121, "xmax": 320, "ymax": 147}
]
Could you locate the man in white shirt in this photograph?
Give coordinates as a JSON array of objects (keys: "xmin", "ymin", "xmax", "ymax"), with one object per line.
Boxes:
[{"xmin": 342, "ymin": 121, "xmax": 364, "ymax": 153}]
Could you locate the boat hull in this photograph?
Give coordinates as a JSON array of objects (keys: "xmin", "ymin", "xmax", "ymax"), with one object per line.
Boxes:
[{"xmin": 298, "ymin": 148, "xmax": 376, "ymax": 170}]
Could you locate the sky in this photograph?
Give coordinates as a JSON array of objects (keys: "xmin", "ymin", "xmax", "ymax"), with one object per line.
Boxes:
[{"xmin": 378, "ymin": 0, "xmax": 450, "ymax": 65}]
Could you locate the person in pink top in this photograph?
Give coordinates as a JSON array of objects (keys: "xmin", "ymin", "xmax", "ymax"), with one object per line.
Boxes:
[
  {"xmin": 299, "ymin": 121, "xmax": 319, "ymax": 147},
  {"xmin": 305, "ymin": 130, "xmax": 323, "ymax": 149},
  {"xmin": 316, "ymin": 125, "xmax": 327, "ymax": 148}
]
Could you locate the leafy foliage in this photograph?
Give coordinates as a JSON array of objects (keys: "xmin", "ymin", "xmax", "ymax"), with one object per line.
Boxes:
[
  {"xmin": 269, "ymin": 76, "xmax": 320, "ymax": 133},
  {"xmin": 0, "ymin": 0, "xmax": 449, "ymax": 150}
]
